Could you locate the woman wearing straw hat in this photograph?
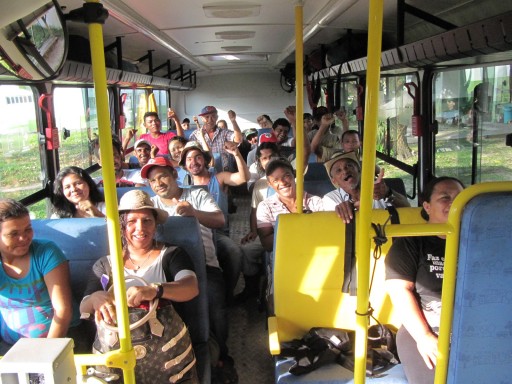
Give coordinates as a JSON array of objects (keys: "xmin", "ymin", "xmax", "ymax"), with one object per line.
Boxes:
[{"xmin": 80, "ymin": 189, "xmax": 199, "ymax": 383}]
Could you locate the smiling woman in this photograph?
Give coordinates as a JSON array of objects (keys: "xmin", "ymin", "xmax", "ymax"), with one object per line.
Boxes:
[
  {"xmin": 0, "ymin": 198, "xmax": 85, "ymax": 354},
  {"xmin": 51, "ymin": 166, "xmax": 105, "ymax": 218}
]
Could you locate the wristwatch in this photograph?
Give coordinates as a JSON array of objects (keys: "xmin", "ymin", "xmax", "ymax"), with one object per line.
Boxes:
[{"xmin": 151, "ymin": 283, "xmax": 164, "ymax": 299}]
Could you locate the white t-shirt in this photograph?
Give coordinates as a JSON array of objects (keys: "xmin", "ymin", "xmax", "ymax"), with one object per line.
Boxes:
[{"xmin": 151, "ymin": 188, "xmax": 221, "ymax": 268}]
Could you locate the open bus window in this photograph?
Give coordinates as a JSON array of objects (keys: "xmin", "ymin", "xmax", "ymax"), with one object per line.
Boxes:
[
  {"xmin": 0, "ymin": 85, "xmax": 45, "ymax": 217},
  {"xmin": 54, "ymin": 87, "xmax": 101, "ymax": 178},
  {"xmin": 433, "ymin": 65, "xmax": 512, "ymax": 185},
  {"xmin": 0, "ymin": 1, "xmax": 67, "ymax": 81}
]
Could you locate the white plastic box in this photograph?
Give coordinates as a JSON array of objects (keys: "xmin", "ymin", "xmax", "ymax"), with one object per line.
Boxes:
[{"xmin": 0, "ymin": 338, "xmax": 76, "ymax": 384}]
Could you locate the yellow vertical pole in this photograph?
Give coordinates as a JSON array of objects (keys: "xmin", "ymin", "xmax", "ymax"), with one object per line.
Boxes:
[
  {"xmin": 86, "ymin": 1, "xmax": 135, "ymax": 382},
  {"xmin": 354, "ymin": 0, "xmax": 384, "ymax": 383},
  {"xmin": 295, "ymin": 1, "xmax": 304, "ymax": 213}
]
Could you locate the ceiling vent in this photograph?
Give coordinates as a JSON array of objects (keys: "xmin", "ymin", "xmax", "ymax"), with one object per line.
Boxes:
[
  {"xmin": 221, "ymin": 45, "xmax": 252, "ymax": 52},
  {"xmin": 203, "ymin": 3, "xmax": 261, "ymax": 18},
  {"xmin": 215, "ymin": 30, "xmax": 256, "ymax": 40}
]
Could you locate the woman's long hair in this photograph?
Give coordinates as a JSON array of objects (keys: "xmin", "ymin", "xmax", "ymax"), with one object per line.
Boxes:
[{"xmin": 52, "ymin": 166, "xmax": 104, "ymax": 218}]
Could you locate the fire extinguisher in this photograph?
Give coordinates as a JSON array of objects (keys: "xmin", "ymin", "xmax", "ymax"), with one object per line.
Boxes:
[
  {"xmin": 405, "ymin": 82, "xmax": 422, "ymax": 136},
  {"xmin": 38, "ymin": 94, "xmax": 60, "ymax": 150}
]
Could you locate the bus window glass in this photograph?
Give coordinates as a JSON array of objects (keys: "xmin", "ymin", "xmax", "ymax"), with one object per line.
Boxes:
[
  {"xmin": 318, "ymin": 79, "xmax": 359, "ymax": 130},
  {"xmin": 433, "ymin": 65, "xmax": 512, "ymax": 184},
  {"xmin": 54, "ymin": 87, "xmax": 101, "ymax": 171},
  {"xmin": 152, "ymin": 89, "xmax": 169, "ymax": 130},
  {"xmin": 120, "ymin": 88, "xmax": 148, "ymax": 150},
  {"xmin": 377, "ymin": 75, "xmax": 418, "ymax": 192},
  {"xmin": 0, "ymin": 85, "xmax": 45, "ymax": 217}
]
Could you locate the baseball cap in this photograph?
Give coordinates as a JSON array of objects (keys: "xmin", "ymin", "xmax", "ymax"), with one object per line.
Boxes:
[
  {"xmin": 198, "ymin": 106, "xmax": 218, "ymax": 116},
  {"xmin": 140, "ymin": 156, "xmax": 174, "ymax": 179},
  {"xmin": 258, "ymin": 132, "xmax": 278, "ymax": 145},
  {"xmin": 179, "ymin": 141, "xmax": 212, "ymax": 167},
  {"xmin": 244, "ymin": 128, "xmax": 258, "ymax": 140},
  {"xmin": 134, "ymin": 139, "xmax": 151, "ymax": 150}
]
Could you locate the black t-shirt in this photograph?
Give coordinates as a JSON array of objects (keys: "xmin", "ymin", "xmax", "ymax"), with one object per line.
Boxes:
[{"xmin": 385, "ymin": 236, "xmax": 446, "ymax": 313}]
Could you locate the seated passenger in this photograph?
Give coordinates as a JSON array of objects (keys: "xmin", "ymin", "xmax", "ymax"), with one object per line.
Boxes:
[
  {"xmin": 247, "ymin": 139, "xmax": 280, "ymax": 192},
  {"xmin": 80, "ymin": 190, "xmax": 199, "ymax": 383},
  {"xmin": 257, "ymin": 114, "xmax": 273, "ymax": 129},
  {"xmin": 385, "ymin": 177, "xmax": 465, "ymax": 384},
  {"xmin": 0, "ymin": 198, "xmax": 85, "ymax": 354},
  {"xmin": 322, "ymin": 151, "xmax": 410, "ymax": 223},
  {"xmin": 122, "ymin": 131, "xmax": 158, "ymax": 167},
  {"xmin": 140, "ymin": 157, "xmax": 238, "ymax": 381},
  {"xmin": 238, "ymin": 143, "xmax": 280, "ymax": 303},
  {"xmin": 51, "ymin": 166, "xmax": 106, "ymax": 218},
  {"xmin": 310, "ymin": 107, "xmax": 349, "ymax": 161},
  {"xmin": 256, "ymin": 158, "xmax": 323, "ymax": 252},
  {"xmin": 138, "ymin": 110, "xmax": 183, "ymax": 156},
  {"xmin": 168, "ymin": 136, "xmax": 189, "ymax": 185},
  {"xmin": 188, "ymin": 106, "xmax": 243, "ymax": 172},
  {"xmin": 91, "ymin": 134, "xmax": 146, "ymax": 187},
  {"xmin": 180, "ymin": 141, "xmax": 248, "ymax": 303}
]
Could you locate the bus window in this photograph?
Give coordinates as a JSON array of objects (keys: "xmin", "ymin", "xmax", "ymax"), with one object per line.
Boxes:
[
  {"xmin": 433, "ymin": 65, "xmax": 512, "ymax": 184},
  {"xmin": 54, "ymin": 87, "xmax": 101, "ymax": 171},
  {"xmin": 120, "ymin": 88, "xmax": 169, "ymax": 153},
  {"xmin": 377, "ymin": 75, "xmax": 418, "ymax": 193},
  {"xmin": 152, "ymin": 89, "xmax": 169, "ymax": 130},
  {"xmin": 0, "ymin": 85, "xmax": 45, "ymax": 217}
]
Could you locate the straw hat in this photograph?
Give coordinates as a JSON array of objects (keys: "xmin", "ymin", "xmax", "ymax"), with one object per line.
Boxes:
[
  {"xmin": 323, "ymin": 151, "xmax": 360, "ymax": 177},
  {"xmin": 118, "ymin": 190, "xmax": 168, "ymax": 224},
  {"xmin": 179, "ymin": 141, "xmax": 212, "ymax": 167}
]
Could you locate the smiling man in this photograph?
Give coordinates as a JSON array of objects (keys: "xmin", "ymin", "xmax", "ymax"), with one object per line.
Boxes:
[
  {"xmin": 322, "ymin": 151, "xmax": 409, "ymax": 223},
  {"xmin": 256, "ymin": 158, "xmax": 323, "ymax": 251}
]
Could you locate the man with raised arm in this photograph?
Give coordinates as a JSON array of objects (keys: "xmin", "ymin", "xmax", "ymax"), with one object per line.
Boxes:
[
  {"xmin": 136, "ymin": 109, "xmax": 184, "ymax": 156},
  {"xmin": 180, "ymin": 141, "xmax": 249, "ymax": 303},
  {"xmin": 189, "ymin": 106, "xmax": 243, "ymax": 172}
]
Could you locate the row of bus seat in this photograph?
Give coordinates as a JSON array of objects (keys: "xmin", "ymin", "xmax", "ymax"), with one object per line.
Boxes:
[
  {"xmin": 268, "ymin": 186, "xmax": 512, "ymax": 383},
  {"xmin": 31, "ymin": 214, "xmax": 211, "ymax": 383}
]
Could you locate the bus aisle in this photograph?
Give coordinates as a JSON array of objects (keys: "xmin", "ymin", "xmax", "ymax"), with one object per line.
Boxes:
[{"xmin": 228, "ymin": 193, "xmax": 274, "ymax": 384}]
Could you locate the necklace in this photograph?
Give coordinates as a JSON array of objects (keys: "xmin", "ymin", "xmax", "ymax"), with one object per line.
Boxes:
[{"xmin": 127, "ymin": 248, "xmax": 153, "ymax": 271}]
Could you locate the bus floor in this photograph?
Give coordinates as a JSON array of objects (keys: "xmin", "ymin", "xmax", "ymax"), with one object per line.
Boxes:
[{"xmin": 227, "ymin": 193, "xmax": 275, "ymax": 384}]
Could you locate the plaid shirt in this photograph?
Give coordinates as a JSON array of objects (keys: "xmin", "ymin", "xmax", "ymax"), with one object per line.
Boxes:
[
  {"xmin": 189, "ymin": 127, "xmax": 235, "ymax": 171},
  {"xmin": 256, "ymin": 192, "xmax": 324, "ymax": 229}
]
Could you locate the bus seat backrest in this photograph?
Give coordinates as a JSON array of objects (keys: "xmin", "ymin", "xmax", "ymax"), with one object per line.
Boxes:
[
  {"xmin": 384, "ymin": 177, "xmax": 407, "ymax": 198},
  {"xmin": 304, "ymin": 180, "xmax": 333, "ymax": 197},
  {"xmin": 212, "ymin": 153, "xmax": 224, "ymax": 174},
  {"xmin": 447, "ymin": 192, "xmax": 512, "ymax": 384},
  {"xmin": 99, "ymin": 186, "xmax": 155, "ymax": 202},
  {"xmin": 304, "ymin": 162, "xmax": 328, "ymax": 181},
  {"xmin": 183, "ymin": 129, "xmax": 195, "ymax": 140},
  {"xmin": 155, "ymin": 217, "xmax": 209, "ymax": 345},
  {"xmin": 272, "ymin": 207, "xmax": 424, "ymax": 343},
  {"xmin": 155, "ymin": 216, "xmax": 210, "ymax": 383},
  {"xmin": 31, "ymin": 218, "xmax": 108, "ymax": 302}
]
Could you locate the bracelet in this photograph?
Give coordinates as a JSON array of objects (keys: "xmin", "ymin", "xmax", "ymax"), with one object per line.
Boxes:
[{"xmin": 151, "ymin": 283, "xmax": 164, "ymax": 299}]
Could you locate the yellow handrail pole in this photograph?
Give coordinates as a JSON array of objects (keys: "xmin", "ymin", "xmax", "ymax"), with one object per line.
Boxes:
[
  {"xmin": 354, "ymin": 0, "xmax": 384, "ymax": 383},
  {"xmin": 294, "ymin": 1, "xmax": 304, "ymax": 213},
  {"xmin": 435, "ymin": 182, "xmax": 512, "ymax": 383},
  {"xmin": 86, "ymin": 1, "xmax": 136, "ymax": 382}
]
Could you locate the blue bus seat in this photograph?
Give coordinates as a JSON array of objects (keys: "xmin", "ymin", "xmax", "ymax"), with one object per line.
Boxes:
[
  {"xmin": 447, "ymin": 192, "xmax": 512, "ymax": 383},
  {"xmin": 304, "ymin": 180, "xmax": 333, "ymax": 197},
  {"xmin": 156, "ymin": 216, "xmax": 210, "ymax": 384},
  {"xmin": 99, "ymin": 186, "xmax": 155, "ymax": 202},
  {"xmin": 183, "ymin": 129, "xmax": 195, "ymax": 140},
  {"xmin": 304, "ymin": 163, "xmax": 328, "ymax": 181},
  {"xmin": 212, "ymin": 152, "xmax": 224, "ymax": 174},
  {"xmin": 269, "ymin": 208, "xmax": 424, "ymax": 383},
  {"xmin": 32, "ymin": 216, "xmax": 210, "ymax": 384},
  {"xmin": 31, "ymin": 218, "xmax": 108, "ymax": 302}
]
